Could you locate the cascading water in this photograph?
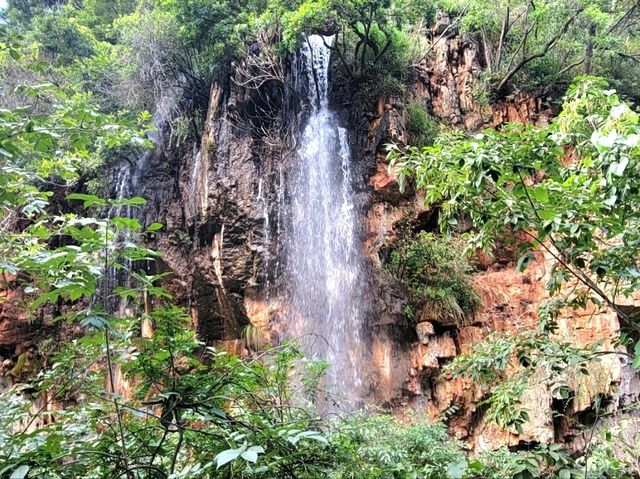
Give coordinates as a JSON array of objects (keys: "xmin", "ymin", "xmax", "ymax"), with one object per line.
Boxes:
[
  {"xmin": 283, "ymin": 35, "xmax": 365, "ymax": 403},
  {"xmin": 103, "ymin": 164, "xmax": 136, "ymax": 314}
]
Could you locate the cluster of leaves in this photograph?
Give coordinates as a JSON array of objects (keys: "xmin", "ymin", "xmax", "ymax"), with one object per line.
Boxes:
[
  {"xmin": 406, "ymin": 100, "xmax": 440, "ymax": 148},
  {"xmin": 328, "ymin": 415, "xmax": 470, "ymax": 479},
  {"xmin": 478, "ymin": 441, "xmax": 635, "ymax": 479},
  {"xmin": 386, "ymin": 231, "xmax": 480, "ymax": 324},
  {"xmin": 390, "ymin": 76, "xmax": 640, "ymax": 338},
  {"xmin": 325, "ymin": 414, "xmax": 635, "ymax": 479},
  {"xmin": 0, "ymin": 67, "xmax": 160, "ymax": 309},
  {"xmin": 0, "ymin": 306, "xmax": 335, "ymax": 478},
  {"xmin": 1, "ymin": 0, "xmax": 255, "ymax": 150},
  {"xmin": 253, "ymin": 0, "xmax": 434, "ymax": 99},
  {"xmin": 443, "ymin": 320, "xmax": 602, "ymax": 434}
]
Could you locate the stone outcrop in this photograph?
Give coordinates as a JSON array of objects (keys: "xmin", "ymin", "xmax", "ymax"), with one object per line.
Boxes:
[{"xmin": 346, "ymin": 30, "xmax": 638, "ymax": 452}]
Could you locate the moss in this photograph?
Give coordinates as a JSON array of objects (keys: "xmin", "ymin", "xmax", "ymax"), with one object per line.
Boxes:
[
  {"xmin": 386, "ymin": 231, "xmax": 481, "ymax": 325},
  {"xmin": 205, "ymin": 137, "xmax": 217, "ymax": 155},
  {"xmin": 173, "ymin": 229, "xmax": 193, "ymax": 248},
  {"xmin": 406, "ymin": 101, "xmax": 439, "ymax": 147},
  {"xmin": 10, "ymin": 352, "xmax": 28, "ymax": 377}
]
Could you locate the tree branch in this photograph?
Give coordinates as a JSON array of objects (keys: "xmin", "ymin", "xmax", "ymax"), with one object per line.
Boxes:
[{"xmin": 497, "ymin": 7, "xmax": 584, "ymax": 93}]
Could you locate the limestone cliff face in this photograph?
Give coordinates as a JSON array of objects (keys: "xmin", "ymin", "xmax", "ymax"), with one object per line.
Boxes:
[{"xmin": 135, "ymin": 72, "xmax": 297, "ymax": 346}]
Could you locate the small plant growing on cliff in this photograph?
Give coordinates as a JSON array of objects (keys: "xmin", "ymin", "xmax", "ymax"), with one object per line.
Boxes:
[
  {"xmin": 406, "ymin": 101, "xmax": 440, "ymax": 148},
  {"xmin": 386, "ymin": 231, "xmax": 480, "ymax": 325}
]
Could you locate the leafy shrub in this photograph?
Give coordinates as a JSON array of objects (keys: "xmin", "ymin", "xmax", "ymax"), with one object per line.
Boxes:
[
  {"xmin": 31, "ymin": 11, "xmax": 95, "ymax": 64},
  {"xmin": 0, "ymin": 307, "xmax": 334, "ymax": 478},
  {"xmin": 328, "ymin": 415, "xmax": 470, "ymax": 479},
  {"xmin": 387, "ymin": 231, "xmax": 481, "ymax": 324},
  {"xmin": 353, "ymin": 69, "xmax": 407, "ymax": 106},
  {"xmin": 406, "ymin": 101, "xmax": 439, "ymax": 147}
]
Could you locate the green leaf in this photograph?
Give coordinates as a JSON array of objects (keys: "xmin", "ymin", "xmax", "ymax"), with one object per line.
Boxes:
[
  {"xmin": 468, "ymin": 459, "xmax": 483, "ymax": 472},
  {"xmin": 559, "ymin": 468, "xmax": 571, "ymax": 479},
  {"xmin": 446, "ymin": 460, "xmax": 467, "ymax": 479},
  {"xmin": 532, "ymin": 187, "xmax": 549, "ymax": 203},
  {"xmin": 632, "ymin": 342, "xmax": 640, "ymax": 369},
  {"xmin": 240, "ymin": 445, "xmax": 264, "ymax": 463},
  {"xmin": 538, "ymin": 209, "xmax": 556, "ymax": 221},
  {"xmin": 516, "ymin": 252, "xmax": 535, "ymax": 272},
  {"xmin": 10, "ymin": 465, "xmax": 30, "ymax": 479},
  {"xmin": 67, "ymin": 193, "xmax": 106, "ymax": 208},
  {"xmin": 146, "ymin": 222, "xmax": 164, "ymax": 232},
  {"xmin": 112, "ymin": 196, "xmax": 146, "ymax": 206},
  {"xmin": 110, "ymin": 216, "xmax": 142, "ymax": 230},
  {"xmin": 215, "ymin": 447, "xmax": 244, "ymax": 469}
]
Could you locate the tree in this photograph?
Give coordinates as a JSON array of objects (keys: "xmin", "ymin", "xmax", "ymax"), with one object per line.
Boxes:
[{"xmin": 436, "ymin": 0, "xmax": 640, "ymax": 97}]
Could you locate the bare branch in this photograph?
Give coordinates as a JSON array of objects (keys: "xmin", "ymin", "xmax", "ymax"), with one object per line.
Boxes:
[{"xmin": 497, "ymin": 7, "xmax": 585, "ymax": 93}]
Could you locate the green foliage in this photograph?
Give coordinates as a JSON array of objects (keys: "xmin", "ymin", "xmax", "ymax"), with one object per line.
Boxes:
[
  {"xmin": 387, "ymin": 231, "xmax": 480, "ymax": 324},
  {"xmin": 9, "ymin": 353, "xmax": 27, "ymax": 377},
  {"xmin": 0, "ymin": 82, "xmax": 155, "ymax": 309},
  {"xmin": 389, "ymin": 77, "xmax": 640, "ymax": 440},
  {"xmin": 328, "ymin": 415, "xmax": 470, "ymax": 479},
  {"xmin": 31, "ymin": 11, "xmax": 95, "ymax": 64},
  {"xmin": 406, "ymin": 100, "xmax": 439, "ymax": 147},
  {"xmin": 390, "ymin": 77, "xmax": 640, "ymax": 335},
  {"xmin": 0, "ymin": 305, "xmax": 335, "ymax": 478},
  {"xmin": 443, "ymin": 325, "xmax": 601, "ymax": 434},
  {"xmin": 435, "ymin": 0, "xmax": 640, "ymax": 97},
  {"xmin": 2, "ymin": 5, "xmax": 639, "ymax": 479},
  {"xmin": 262, "ymin": 0, "xmax": 433, "ymax": 80}
]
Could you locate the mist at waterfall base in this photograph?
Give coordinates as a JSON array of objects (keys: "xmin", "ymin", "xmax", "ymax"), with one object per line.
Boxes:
[{"xmin": 281, "ymin": 35, "xmax": 366, "ymax": 407}]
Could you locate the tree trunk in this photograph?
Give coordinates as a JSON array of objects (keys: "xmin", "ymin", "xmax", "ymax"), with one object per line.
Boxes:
[{"xmin": 584, "ymin": 24, "xmax": 596, "ymax": 74}]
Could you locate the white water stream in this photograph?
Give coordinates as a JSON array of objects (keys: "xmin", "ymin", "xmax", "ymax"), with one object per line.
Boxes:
[{"xmin": 283, "ymin": 35, "xmax": 365, "ymax": 402}]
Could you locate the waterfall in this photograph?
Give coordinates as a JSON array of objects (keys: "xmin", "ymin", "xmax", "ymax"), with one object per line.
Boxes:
[
  {"xmin": 283, "ymin": 35, "xmax": 365, "ymax": 403},
  {"xmin": 257, "ymin": 177, "xmax": 272, "ymax": 294},
  {"xmin": 190, "ymin": 141, "xmax": 203, "ymax": 217},
  {"xmin": 103, "ymin": 164, "xmax": 136, "ymax": 314}
]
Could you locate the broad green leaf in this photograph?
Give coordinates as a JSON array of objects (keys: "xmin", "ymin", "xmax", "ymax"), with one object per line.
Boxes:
[
  {"xmin": 532, "ymin": 187, "xmax": 548, "ymax": 203},
  {"xmin": 215, "ymin": 447, "xmax": 244, "ymax": 469},
  {"xmin": 240, "ymin": 445, "xmax": 264, "ymax": 463},
  {"xmin": 67, "ymin": 193, "xmax": 106, "ymax": 208},
  {"xmin": 112, "ymin": 196, "xmax": 146, "ymax": 206},
  {"xmin": 538, "ymin": 209, "xmax": 556, "ymax": 221},
  {"xmin": 146, "ymin": 222, "xmax": 164, "ymax": 232},
  {"xmin": 446, "ymin": 460, "xmax": 467, "ymax": 479},
  {"xmin": 10, "ymin": 465, "xmax": 30, "ymax": 479}
]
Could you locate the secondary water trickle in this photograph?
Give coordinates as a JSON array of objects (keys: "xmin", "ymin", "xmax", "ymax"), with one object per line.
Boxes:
[{"xmin": 283, "ymin": 35, "xmax": 365, "ymax": 403}]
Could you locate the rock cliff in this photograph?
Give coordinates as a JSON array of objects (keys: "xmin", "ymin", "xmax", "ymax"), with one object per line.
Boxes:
[{"xmin": 2, "ymin": 26, "xmax": 637, "ymax": 452}]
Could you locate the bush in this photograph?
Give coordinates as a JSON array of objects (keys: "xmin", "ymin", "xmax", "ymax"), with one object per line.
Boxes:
[
  {"xmin": 386, "ymin": 231, "xmax": 480, "ymax": 324},
  {"xmin": 328, "ymin": 415, "xmax": 469, "ymax": 479},
  {"xmin": 0, "ymin": 307, "xmax": 334, "ymax": 478},
  {"xmin": 406, "ymin": 100, "xmax": 439, "ymax": 147},
  {"xmin": 32, "ymin": 11, "xmax": 95, "ymax": 64}
]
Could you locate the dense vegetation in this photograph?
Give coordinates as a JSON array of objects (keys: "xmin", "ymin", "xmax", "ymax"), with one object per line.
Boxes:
[
  {"xmin": 386, "ymin": 231, "xmax": 480, "ymax": 324},
  {"xmin": 1, "ymin": 0, "xmax": 640, "ymax": 478}
]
